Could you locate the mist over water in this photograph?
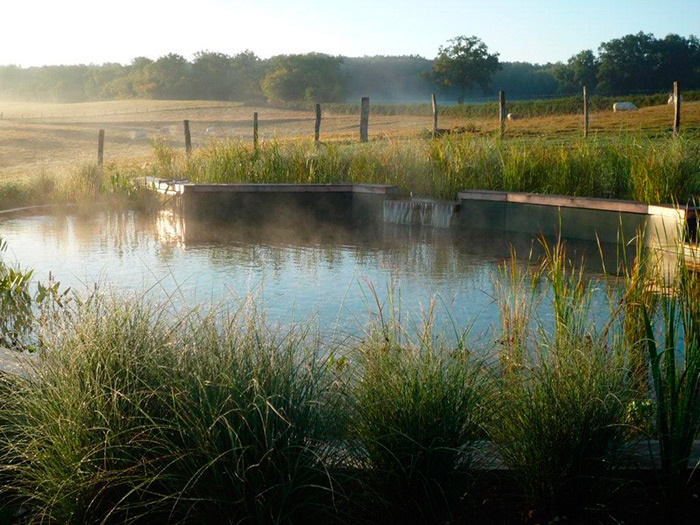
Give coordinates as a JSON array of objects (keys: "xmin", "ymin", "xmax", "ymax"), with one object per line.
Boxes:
[{"xmin": 0, "ymin": 210, "xmax": 616, "ymax": 341}]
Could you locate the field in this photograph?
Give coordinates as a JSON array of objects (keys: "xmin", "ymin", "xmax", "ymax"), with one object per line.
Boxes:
[{"xmin": 1, "ymin": 98, "xmax": 699, "ymax": 185}]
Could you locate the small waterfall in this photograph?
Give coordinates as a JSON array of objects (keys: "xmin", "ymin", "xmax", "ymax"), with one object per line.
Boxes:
[{"xmin": 383, "ymin": 200, "xmax": 458, "ymax": 229}]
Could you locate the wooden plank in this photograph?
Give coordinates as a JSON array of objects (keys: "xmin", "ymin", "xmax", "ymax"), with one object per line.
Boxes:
[{"xmin": 458, "ymin": 190, "xmax": 508, "ymax": 202}]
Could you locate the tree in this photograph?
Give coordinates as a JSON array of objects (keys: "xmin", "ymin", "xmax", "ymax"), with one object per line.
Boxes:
[
  {"xmin": 597, "ymin": 32, "xmax": 658, "ymax": 94},
  {"xmin": 552, "ymin": 50, "xmax": 599, "ymax": 93},
  {"xmin": 261, "ymin": 53, "xmax": 344, "ymax": 102},
  {"xmin": 139, "ymin": 54, "xmax": 194, "ymax": 99},
  {"xmin": 431, "ymin": 36, "xmax": 500, "ymax": 102}
]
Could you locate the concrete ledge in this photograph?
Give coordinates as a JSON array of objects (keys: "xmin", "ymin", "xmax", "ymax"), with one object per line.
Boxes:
[
  {"xmin": 137, "ymin": 178, "xmax": 399, "ymax": 197},
  {"xmin": 184, "ymin": 183, "xmax": 355, "ymax": 193},
  {"xmin": 458, "ymin": 190, "xmax": 685, "ymax": 218},
  {"xmin": 183, "ymin": 183, "xmax": 397, "ymax": 195}
]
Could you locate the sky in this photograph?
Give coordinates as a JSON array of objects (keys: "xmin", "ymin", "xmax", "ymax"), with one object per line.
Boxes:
[{"xmin": 1, "ymin": 0, "xmax": 698, "ymax": 67}]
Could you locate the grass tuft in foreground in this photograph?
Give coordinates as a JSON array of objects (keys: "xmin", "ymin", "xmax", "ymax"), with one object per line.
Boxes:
[{"xmin": 0, "ymin": 298, "xmax": 348, "ymax": 524}]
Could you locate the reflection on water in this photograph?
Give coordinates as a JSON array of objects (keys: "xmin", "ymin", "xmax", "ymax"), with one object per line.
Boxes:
[{"xmin": 0, "ymin": 210, "xmax": 619, "ymax": 339}]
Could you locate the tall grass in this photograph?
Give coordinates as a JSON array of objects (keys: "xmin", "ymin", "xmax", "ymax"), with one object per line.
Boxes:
[
  {"xmin": 0, "ymin": 164, "xmax": 158, "ymax": 211},
  {"xmin": 1, "ymin": 298, "xmax": 348, "ymax": 524},
  {"xmin": 491, "ymin": 241, "xmax": 635, "ymax": 515},
  {"xmin": 2, "ymin": 133, "xmax": 698, "ymax": 210},
  {"xmin": 351, "ymin": 311, "xmax": 491, "ymax": 523},
  {"xmin": 643, "ymin": 258, "xmax": 700, "ymax": 503},
  {"xmin": 146, "ymin": 135, "xmax": 700, "ymax": 204}
]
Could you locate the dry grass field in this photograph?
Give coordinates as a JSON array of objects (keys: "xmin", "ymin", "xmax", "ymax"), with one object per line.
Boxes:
[{"xmin": 1, "ymin": 98, "xmax": 699, "ymax": 183}]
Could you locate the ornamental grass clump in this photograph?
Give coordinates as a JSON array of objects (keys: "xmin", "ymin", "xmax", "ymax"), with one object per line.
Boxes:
[
  {"xmin": 492, "ymin": 240, "xmax": 635, "ymax": 515},
  {"xmin": 0, "ymin": 297, "xmax": 347, "ymax": 524},
  {"xmin": 351, "ymin": 310, "xmax": 492, "ymax": 524}
]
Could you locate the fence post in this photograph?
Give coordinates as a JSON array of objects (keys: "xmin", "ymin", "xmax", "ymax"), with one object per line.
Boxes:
[
  {"xmin": 97, "ymin": 129, "xmax": 105, "ymax": 166},
  {"xmin": 183, "ymin": 120, "xmax": 192, "ymax": 156},
  {"xmin": 673, "ymin": 81, "xmax": 681, "ymax": 137},
  {"xmin": 314, "ymin": 104, "xmax": 322, "ymax": 143},
  {"xmin": 583, "ymin": 85, "xmax": 589, "ymax": 139},
  {"xmin": 253, "ymin": 112, "xmax": 259, "ymax": 149},
  {"xmin": 360, "ymin": 97, "xmax": 370, "ymax": 142},
  {"xmin": 431, "ymin": 93, "xmax": 438, "ymax": 138},
  {"xmin": 499, "ymin": 91, "xmax": 506, "ymax": 137}
]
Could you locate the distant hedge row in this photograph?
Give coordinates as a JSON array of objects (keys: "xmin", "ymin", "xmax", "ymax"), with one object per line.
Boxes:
[{"xmin": 270, "ymin": 90, "xmax": 700, "ymax": 118}]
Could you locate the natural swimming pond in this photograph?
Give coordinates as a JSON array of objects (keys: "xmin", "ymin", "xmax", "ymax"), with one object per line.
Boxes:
[{"xmin": 0, "ymin": 210, "xmax": 618, "ymax": 340}]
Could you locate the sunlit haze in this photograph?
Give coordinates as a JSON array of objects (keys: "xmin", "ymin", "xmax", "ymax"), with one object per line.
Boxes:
[{"xmin": 3, "ymin": 0, "xmax": 698, "ymax": 66}]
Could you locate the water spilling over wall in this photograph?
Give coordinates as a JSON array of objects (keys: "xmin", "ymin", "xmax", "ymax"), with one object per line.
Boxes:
[{"xmin": 383, "ymin": 200, "xmax": 458, "ymax": 229}]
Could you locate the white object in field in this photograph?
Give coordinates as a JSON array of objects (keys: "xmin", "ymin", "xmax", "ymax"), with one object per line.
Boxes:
[
  {"xmin": 613, "ymin": 102, "xmax": 637, "ymax": 112},
  {"xmin": 506, "ymin": 113, "xmax": 522, "ymax": 121},
  {"xmin": 130, "ymin": 130, "xmax": 147, "ymax": 139}
]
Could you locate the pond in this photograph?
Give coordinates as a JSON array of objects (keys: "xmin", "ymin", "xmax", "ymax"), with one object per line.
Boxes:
[{"xmin": 0, "ymin": 210, "xmax": 617, "ymax": 341}]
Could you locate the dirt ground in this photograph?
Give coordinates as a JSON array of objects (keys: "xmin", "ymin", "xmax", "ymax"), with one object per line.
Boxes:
[{"xmin": 1, "ymin": 99, "xmax": 698, "ymax": 182}]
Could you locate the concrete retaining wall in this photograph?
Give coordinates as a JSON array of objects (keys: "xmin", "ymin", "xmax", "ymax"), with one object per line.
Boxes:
[{"xmin": 457, "ymin": 190, "xmax": 687, "ymax": 248}]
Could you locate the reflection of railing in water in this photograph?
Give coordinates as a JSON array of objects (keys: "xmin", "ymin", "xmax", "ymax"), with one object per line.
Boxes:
[{"xmin": 383, "ymin": 200, "xmax": 459, "ymax": 229}]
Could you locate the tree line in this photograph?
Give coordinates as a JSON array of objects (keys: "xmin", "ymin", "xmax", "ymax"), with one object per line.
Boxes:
[{"xmin": 0, "ymin": 32, "xmax": 698, "ymax": 104}]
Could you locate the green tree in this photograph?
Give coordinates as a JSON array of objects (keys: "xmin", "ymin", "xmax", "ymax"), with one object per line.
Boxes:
[
  {"xmin": 597, "ymin": 32, "xmax": 658, "ymax": 94},
  {"xmin": 229, "ymin": 50, "xmax": 264, "ymax": 101},
  {"xmin": 553, "ymin": 50, "xmax": 599, "ymax": 93},
  {"xmin": 431, "ymin": 36, "xmax": 500, "ymax": 102},
  {"xmin": 261, "ymin": 53, "xmax": 344, "ymax": 102},
  {"xmin": 139, "ymin": 54, "xmax": 194, "ymax": 99}
]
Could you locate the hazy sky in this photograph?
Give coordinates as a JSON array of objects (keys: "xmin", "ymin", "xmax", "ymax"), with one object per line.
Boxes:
[{"xmin": 2, "ymin": 0, "xmax": 698, "ymax": 67}]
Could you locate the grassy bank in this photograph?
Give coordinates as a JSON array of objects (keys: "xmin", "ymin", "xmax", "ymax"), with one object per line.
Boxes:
[
  {"xmin": 161, "ymin": 135, "xmax": 700, "ymax": 204},
  {"xmin": 1, "ymin": 238, "xmax": 699, "ymax": 523}
]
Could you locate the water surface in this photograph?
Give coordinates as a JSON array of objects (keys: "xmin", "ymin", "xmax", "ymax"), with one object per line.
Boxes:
[{"xmin": 0, "ymin": 210, "xmax": 616, "ymax": 340}]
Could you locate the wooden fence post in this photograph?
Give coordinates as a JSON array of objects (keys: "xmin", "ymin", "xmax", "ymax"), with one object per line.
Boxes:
[
  {"xmin": 97, "ymin": 129, "xmax": 105, "ymax": 166},
  {"xmin": 360, "ymin": 97, "xmax": 370, "ymax": 142},
  {"xmin": 183, "ymin": 120, "xmax": 192, "ymax": 156},
  {"xmin": 253, "ymin": 112, "xmax": 259, "ymax": 149},
  {"xmin": 673, "ymin": 81, "xmax": 681, "ymax": 137},
  {"xmin": 499, "ymin": 91, "xmax": 506, "ymax": 137},
  {"xmin": 431, "ymin": 93, "xmax": 438, "ymax": 138},
  {"xmin": 314, "ymin": 104, "xmax": 322, "ymax": 143},
  {"xmin": 583, "ymin": 85, "xmax": 589, "ymax": 139}
]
